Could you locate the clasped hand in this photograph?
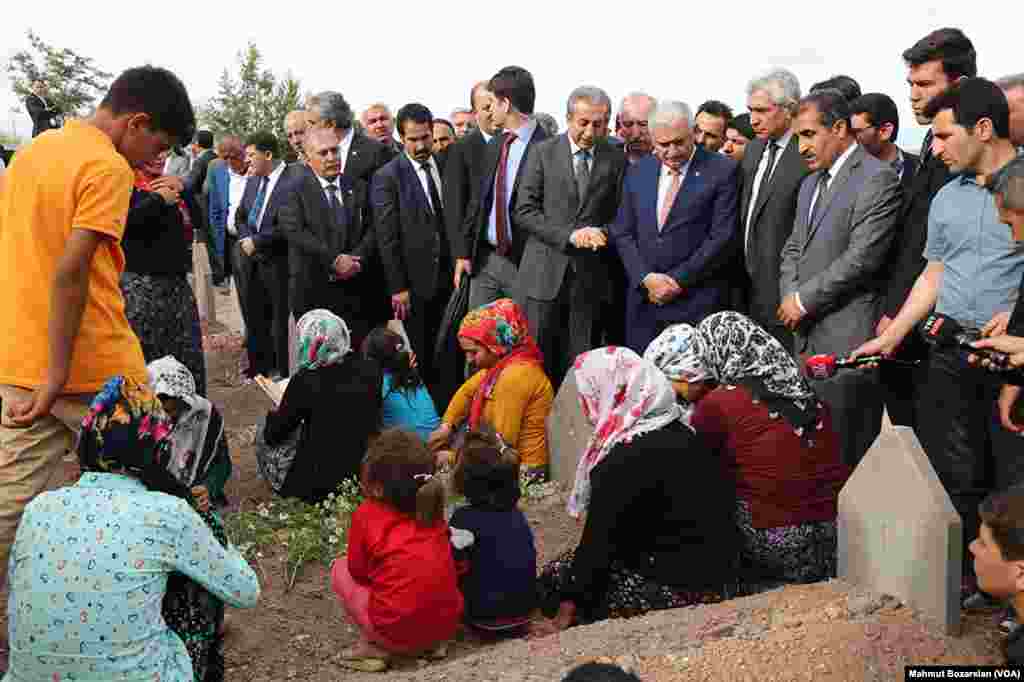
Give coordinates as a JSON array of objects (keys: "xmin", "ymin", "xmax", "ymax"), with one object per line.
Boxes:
[
  {"xmin": 643, "ymin": 273, "xmax": 682, "ymax": 305},
  {"xmin": 569, "ymin": 227, "xmax": 606, "ymax": 251}
]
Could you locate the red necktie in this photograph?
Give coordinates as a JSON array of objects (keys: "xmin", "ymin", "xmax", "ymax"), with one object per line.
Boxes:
[{"xmin": 494, "ymin": 131, "xmax": 519, "ymax": 256}]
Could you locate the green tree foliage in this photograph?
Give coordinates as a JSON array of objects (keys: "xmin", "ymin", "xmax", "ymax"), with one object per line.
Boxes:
[
  {"xmin": 6, "ymin": 31, "xmax": 112, "ymax": 116},
  {"xmin": 200, "ymin": 43, "xmax": 301, "ymax": 141}
]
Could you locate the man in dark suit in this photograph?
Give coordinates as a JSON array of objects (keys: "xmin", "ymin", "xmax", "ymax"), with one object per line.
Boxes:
[
  {"xmin": 373, "ymin": 103, "xmax": 451, "ymax": 392},
  {"xmin": 305, "ymin": 91, "xmax": 395, "ymax": 185},
  {"xmin": 186, "ymin": 130, "xmax": 216, "ymax": 191},
  {"xmin": 850, "ymin": 92, "xmax": 923, "ymax": 427},
  {"xmin": 25, "ymin": 81, "xmax": 60, "ymax": 137},
  {"xmin": 779, "ymin": 90, "xmax": 902, "ymax": 467},
  {"xmin": 445, "ymin": 80, "xmax": 500, "ymax": 290},
  {"xmin": 362, "ymin": 103, "xmax": 403, "ymax": 155},
  {"xmin": 280, "ymin": 128, "xmax": 377, "ymax": 347},
  {"xmin": 740, "ymin": 68, "xmax": 811, "ymax": 352},
  {"xmin": 610, "ymin": 100, "xmax": 740, "ymax": 354},
  {"xmin": 459, "ymin": 66, "xmax": 548, "ymax": 313},
  {"xmin": 235, "ymin": 131, "xmax": 303, "ymax": 378},
  {"xmin": 514, "ymin": 86, "xmax": 626, "ymax": 382},
  {"xmin": 873, "ymin": 29, "xmax": 976, "ymax": 434}
]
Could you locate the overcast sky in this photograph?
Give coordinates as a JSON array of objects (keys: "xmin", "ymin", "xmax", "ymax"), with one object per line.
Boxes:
[{"xmin": 2, "ymin": 2, "xmax": 1020, "ymax": 152}]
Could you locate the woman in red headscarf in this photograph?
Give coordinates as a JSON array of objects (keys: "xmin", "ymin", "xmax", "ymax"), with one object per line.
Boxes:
[
  {"xmin": 120, "ymin": 150, "xmax": 207, "ymax": 393},
  {"xmin": 432, "ymin": 299, "xmax": 553, "ymax": 479}
]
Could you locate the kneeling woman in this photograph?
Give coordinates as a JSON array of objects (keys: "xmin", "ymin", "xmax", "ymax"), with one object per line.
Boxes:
[
  {"xmin": 435, "ymin": 299, "xmax": 553, "ymax": 479},
  {"xmin": 4, "ymin": 377, "xmax": 259, "ymax": 681},
  {"xmin": 535, "ymin": 348, "xmax": 739, "ymax": 632},
  {"xmin": 261, "ymin": 310, "xmax": 382, "ymax": 503},
  {"xmin": 644, "ymin": 311, "xmax": 851, "ymax": 585}
]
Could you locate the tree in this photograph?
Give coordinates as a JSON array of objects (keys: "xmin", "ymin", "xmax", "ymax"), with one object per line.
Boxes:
[
  {"xmin": 6, "ymin": 31, "xmax": 112, "ymax": 117},
  {"xmin": 200, "ymin": 43, "xmax": 302, "ymax": 141}
]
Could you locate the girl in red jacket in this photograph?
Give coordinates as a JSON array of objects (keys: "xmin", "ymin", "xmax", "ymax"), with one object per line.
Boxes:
[{"xmin": 332, "ymin": 428, "xmax": 464, "ymax": 672}]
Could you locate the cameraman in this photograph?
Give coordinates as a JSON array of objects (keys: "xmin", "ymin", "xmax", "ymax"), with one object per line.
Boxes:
[{"xmin": 850, "ymin": 80, "xmax": 1024, "ymax": 579}]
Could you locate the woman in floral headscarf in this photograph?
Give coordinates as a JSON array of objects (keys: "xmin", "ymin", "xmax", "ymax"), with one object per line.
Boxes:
[
  {"xmin": 262, "ymin": 309, "xmax": 382, "ymax": 503},
  {"xmin": 533, "ymin": 347, "xmax": 739, "ymax": 634},
  {"xmin": 433, "ymin": 299, "xmax": 553, "ymax": 478},
  {"xmin": 643, "ymin": 311, "xmax": 851, "ymax": 586},
  {"xmin": 4, "ymin": 377, "xmax": 259, "ymax": 682}
]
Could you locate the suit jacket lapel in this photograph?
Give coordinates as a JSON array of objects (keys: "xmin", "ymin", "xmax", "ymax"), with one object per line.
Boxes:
[
  {"xmin": 806, "ymin": 146, "xmax": 863, "ymax": 243},
  {"xmin": 560, "ymin": 135, "xmax": 580, "ymax": 209},
  {"xmin": 399, "ymin": 154, "xmax": 432, "ymax": 215},
  {"xmin": 751, "ymin": 136, "xmax": 798, "ymax": 227},
  {"xmin": 660, "ymin": 148, "xmax": 705, "ymax": 233}
]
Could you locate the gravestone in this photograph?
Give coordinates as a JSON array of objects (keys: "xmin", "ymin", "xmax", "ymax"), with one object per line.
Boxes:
[
  {"xmin": 838, "ymin": 425, "xmax": 962, "ymax": 635},
  {"xmin": 191, "ymin": 243, "xmax": 217, "ymax": 327},
  {"xmin": 546, "ymin": 374, "xmax": 593, "ymax": 487}
]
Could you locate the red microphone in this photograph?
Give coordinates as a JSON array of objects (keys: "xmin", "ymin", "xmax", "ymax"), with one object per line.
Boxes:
[{"xmin": 803, "ymin": 353, "xmax": 918, "ymax": 380}]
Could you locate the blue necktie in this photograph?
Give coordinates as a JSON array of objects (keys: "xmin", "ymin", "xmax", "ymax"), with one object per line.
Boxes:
[{"xmin": 247, "ymin": 177, "xmax": 269, "ymax": 234}]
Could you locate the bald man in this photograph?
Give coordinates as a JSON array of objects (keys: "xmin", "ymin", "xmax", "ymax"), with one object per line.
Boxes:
[{"xmin": 285, "ymin": 110, "xmax": 308, "ymax": 163}]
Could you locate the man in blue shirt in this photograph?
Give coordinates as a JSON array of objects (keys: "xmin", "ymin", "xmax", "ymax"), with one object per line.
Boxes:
[{"xmin": 852, "ymin": 79, "xmax": 1024, "ymax": 576}]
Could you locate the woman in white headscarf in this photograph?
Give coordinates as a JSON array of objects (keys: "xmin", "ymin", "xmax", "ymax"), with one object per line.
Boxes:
[
  {"xmin": 644, "ymin": 311, "xmax": 851, "ymax": 586},
  {"xmin": 261, "ymin": 310, "xmax": 382, "ymax": 503},
  {"xmin": 533, "ymin": 347, "xmax": 739, "ymax": 634},
  {"xmin": 148, "ymin": 355, "xmax": 232, "ymax": 510}
]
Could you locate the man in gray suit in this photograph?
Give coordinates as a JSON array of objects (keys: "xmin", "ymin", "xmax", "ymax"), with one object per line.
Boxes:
[
  {"xmin": 779, "ymin": 89, "xmax": 902, "ymax": 467},
  {"xmin": 514, "ymin": 85, "xmax": 626, "ymax": 383},
  {"xmin": 741, "ymin": 68, "xmax": 811, "ymax": 352}
]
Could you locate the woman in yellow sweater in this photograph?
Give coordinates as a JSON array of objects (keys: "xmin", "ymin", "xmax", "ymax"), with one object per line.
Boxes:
[{"xmin": 434, "ymin": 299, "xmax": 554, "ymax": 479}]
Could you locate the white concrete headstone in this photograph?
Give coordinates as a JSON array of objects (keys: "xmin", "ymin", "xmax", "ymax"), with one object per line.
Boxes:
[{"xmin": 546, "ymin": 374, "xmax": 593, "ymax": 487}]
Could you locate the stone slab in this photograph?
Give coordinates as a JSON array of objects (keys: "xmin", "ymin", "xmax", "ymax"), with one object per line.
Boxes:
[
  {"xmin": 546, "ymin": 373, "xmax": 593, "ymax": 487},
  {"xmin": 838, "ymin": 425, "xmax": 962, "ymax": 635},
  {"xmin": 191, "ymin": 243, "xmax": 217, "ymax": 326}
]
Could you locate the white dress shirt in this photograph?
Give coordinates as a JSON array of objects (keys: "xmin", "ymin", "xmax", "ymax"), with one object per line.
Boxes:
[
  {"xmin": 254, "ymin": 161, "xmax": 288, "ymax": 229},
  {"xmin": 226, "ymin": 168, "xmax": 249, "ymax": 236},
  {"xmin": 316, "ymin": 172, "xmax": 345, "ymax": 206},
  {"xmin": 406, "ymin": 154, "xmax": 443, "ymax": 212},
  {"xmin": 745, "ymin": 129, "xmax": 794, "ymax": 246},
  {"xmin": 656, "ymin": 149, "xmax": 695, "ymax": 231},
  {"xmin": 795, "ymin": 142, "xmax": 860, "ymax": 313},
  {"xmin": 337, "ymin": 128, "xmax": 354, "ymax": 175}
]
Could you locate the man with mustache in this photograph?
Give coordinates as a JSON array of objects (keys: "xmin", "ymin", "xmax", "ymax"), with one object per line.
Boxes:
[
  {"xmin": 618, "ymin": 92, "xmax": 656, "ymax": 165},
  {"xmin": 514, "ymin": 86, "xmax": 626, "ymax": 383},
  {"xmin": 778, "ymin": 88, "xmax": 901, "ymax": 467},
  {"xmin": 373, "ymin": 103, "xmax": 451, "ymax": 396}
]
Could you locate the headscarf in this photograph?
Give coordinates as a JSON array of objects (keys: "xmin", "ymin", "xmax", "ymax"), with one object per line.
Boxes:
[
  {"xmin": 148, "ymin": 355, "xmax": 224, "ymax": 488},
  {"xmin": 458, "ymin": 299, "xmax": 544, "ymax": 430},
  {"xmin": 77, "ymin": 376, "xmax": 191, "ymax": 500},
  {"xmin": 567, "ymin": 347, "xmax": 684, "ymax": 518},
  {"xmin": 643, "ymin": 311, "xmax": 822, "ymax": 439},
  {"xmin": 295, "ymin": 309, "xmax": 352, "ymax": 373}
]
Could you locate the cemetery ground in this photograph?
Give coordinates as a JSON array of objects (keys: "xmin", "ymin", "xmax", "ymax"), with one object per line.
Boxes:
[{"xmin": 0, "ymin": 330, "xmax": 1010, "ymax": 680}]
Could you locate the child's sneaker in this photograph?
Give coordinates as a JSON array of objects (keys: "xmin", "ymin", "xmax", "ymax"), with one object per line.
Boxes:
[
  {"xmin": 1000, "ymin": 608, "xmax": 1021, "ymax": 634},
  {"xmin": 963, "ymin": 590, "xmax": 1003, "ymax": 611}
]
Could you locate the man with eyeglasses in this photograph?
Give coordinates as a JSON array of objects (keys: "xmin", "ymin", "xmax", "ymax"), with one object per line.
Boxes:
[
  {"xmin": 618, "ymin": 92, "xmax": 657, "ymax": 165},
  {"xmin": 850, "ymin": 93, "xmax": 918, "ymax": 184}
]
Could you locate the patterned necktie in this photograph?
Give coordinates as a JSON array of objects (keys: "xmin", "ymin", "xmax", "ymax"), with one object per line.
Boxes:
[
  {"xmin": 919, "ymin": 129, "xmax": 934, "ymax": 164},
  {"xmin": 575, "ymin": 149, "xmax": 592, "ymax": 203},
  {"xmin": 756, "ymin": 141, "xmax": 780, "ymax": 205},
  {"xmin": 247, "ymin": 176, "xmax": 269, "ymax": 234},
  {"xmin": 810, "ymin": 170, "xmax": 831, "ymax": 225},
  {"xmin": 494, "ymin": 131, "xmax": 519, "ymax": 256},
  {"xmin": 658, "ymin": 169, "xmax": 682, "ymax": 230}
]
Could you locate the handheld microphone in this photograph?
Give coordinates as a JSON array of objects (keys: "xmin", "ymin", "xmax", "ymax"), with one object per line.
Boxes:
[
  {"xmin": 803, "ymin": 353, "xmax": 919, "ymax": 380},
  {"xmin": 918, "ymin": 313, "xmax": 1010, "ymax": 370}
]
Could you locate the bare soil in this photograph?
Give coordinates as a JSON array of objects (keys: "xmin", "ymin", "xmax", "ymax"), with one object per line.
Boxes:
[{"xmin": 2, "ymin": 336, "xmax": 1008, "ymax": 680}]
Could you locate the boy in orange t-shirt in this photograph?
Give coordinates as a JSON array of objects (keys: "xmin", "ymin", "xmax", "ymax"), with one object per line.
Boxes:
[{"xmin": 0, "ymin": 66, "xmax": 196, "ymax": 590}]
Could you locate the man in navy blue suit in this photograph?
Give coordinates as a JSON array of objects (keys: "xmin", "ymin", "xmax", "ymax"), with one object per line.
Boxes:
[
  {"xmin": 610, "ymin": 101, "xmax": 740, "ymax": 354},
  {"xmin": 235, "ymin": 131, "xmax": 304, "ymax": 378}
]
